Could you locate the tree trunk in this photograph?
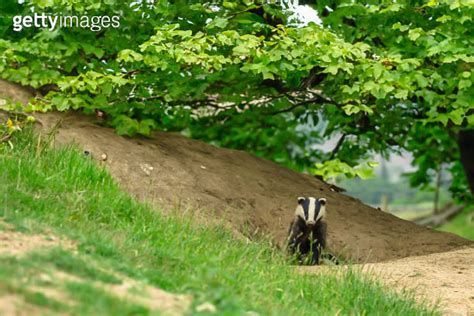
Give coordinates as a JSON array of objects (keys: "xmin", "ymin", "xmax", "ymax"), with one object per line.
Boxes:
[
  {"xmin": 434, "ymin": 165, "xmax": 442, "ymax": 214},
  {"xmin": 458, "ymin": 130, "xmax": 474, "ymax": 195}
]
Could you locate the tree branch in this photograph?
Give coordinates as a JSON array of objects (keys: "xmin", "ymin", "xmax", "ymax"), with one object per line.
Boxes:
[
  {"xmin": 268, "ymin": 91, "xmax": 340, "ymax": 115},
  {"xmin": 330, "ymin": 133, "xmax": 346, "ymax": 159}
]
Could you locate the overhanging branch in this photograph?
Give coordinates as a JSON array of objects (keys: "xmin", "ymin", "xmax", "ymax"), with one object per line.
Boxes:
[{"xmin": 330, "ymin": 133, "xmax": 346, "ymax": 159}]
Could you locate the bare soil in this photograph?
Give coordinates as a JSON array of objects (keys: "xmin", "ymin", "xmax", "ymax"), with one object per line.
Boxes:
[
  {"xmin": 0, "ymin": 220, "xmax": 76, "ymax": 257},
  {"xmin": 361, "ymin": 247, "xmax": 474, "ymax": 316},
  {"xmin": 0, "ymin": 294, "xmax": 47, "ymax": 316}
]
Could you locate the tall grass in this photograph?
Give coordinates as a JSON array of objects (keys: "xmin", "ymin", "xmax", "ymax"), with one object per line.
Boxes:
[{"xmin": 0, "ymin": 129, "xmax": 439, "ymax": 315}]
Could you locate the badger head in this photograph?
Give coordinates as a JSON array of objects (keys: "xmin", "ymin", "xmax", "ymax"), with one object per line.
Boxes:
[{"xmin": 295, "ymin": 197, "xmax": 327, "ymax": 227}]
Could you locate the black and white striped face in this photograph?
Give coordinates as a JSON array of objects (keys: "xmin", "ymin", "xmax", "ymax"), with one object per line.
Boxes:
[{"xmin": 295, "ymin": 197, "xmax": 327, "ymax": 226}]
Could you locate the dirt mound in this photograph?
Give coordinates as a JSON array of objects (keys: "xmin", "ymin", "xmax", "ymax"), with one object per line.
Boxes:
[
  {"xmin": 1, "ymin": 79, "xmax": 472, "ymax": 263},
  {"xmin": 34, "ymin": 111, "xmax": 473, "ymax": 262}
]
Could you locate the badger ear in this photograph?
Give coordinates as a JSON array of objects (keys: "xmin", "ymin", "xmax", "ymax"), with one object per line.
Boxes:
[
  {"xmin": 297, "ymin": 197, "xmax": 305, "ymax": 204},
  {"xmin": 318, "ymin": 198, "xmax": 327, "ymax": 205}
]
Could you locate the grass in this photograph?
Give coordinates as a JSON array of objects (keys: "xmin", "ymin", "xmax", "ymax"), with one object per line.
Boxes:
[
  {"xmin": 392, "ymin": 208, "xmax": 433, "ymax": 221},
  {"xmin": 0, "ymin": 128, "xmax": 439, "ymax": 315},
  {"xmin": 438, "ymin": 207, "xmax": 474, "ymax": 240}
]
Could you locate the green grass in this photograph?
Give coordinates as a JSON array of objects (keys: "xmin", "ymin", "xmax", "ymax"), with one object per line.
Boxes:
[
  {"xmin": 439, "ymin": 207, "xmax": 474, "ymax": 240},
  {"xmin": 0, "ymin": 129, "xmax": 439, "ymax": 315},
  {"xmin": 392, "ymin": 208, "xmax": 433, "ymax": 221}
]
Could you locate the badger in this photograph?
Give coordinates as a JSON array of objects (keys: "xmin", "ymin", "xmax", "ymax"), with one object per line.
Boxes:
[{"xmin": 287, "ymin": 196, "xmax": 327, "ymax": 265}]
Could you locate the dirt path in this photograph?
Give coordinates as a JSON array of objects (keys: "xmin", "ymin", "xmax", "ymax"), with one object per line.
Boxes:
[
  {"xmin": 301, "ymin": 246, "xmax": 474, "ymax": 316},
  {"xmin": 364, "ymin": 247, "xmax": 474, "ymax": 316}
]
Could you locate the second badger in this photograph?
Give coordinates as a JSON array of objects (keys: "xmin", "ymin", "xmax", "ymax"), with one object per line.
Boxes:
[{"xmin": 287, "ymin": 196, "xmax": 327, "ymax": 265}]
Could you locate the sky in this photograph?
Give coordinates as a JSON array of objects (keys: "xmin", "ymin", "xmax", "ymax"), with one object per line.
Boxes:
[{"xmin": 289, "ymin": 3, "xmax": 322, "ymax": 25}]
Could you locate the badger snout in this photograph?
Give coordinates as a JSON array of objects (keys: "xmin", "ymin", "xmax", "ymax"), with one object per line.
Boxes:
[{"xmin": 306, "ymin": 220, "xmax": 316, "ymax": 226}]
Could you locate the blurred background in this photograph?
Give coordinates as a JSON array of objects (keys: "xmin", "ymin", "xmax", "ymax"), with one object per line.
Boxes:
[{"xmin": 340, "ymin": 154, "xmax": 473, "ymax": 240}]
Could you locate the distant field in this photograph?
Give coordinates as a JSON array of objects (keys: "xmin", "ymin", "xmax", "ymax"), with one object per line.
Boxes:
[
  {"xmin": 439, "ymin": 208, "xmax": 474, "ymax": 241},
  {"xmin": 391, "ymin": 208, "xmax": 433, "ymax": 221},
  {"xmin": 390, "ymin": 204, "xmax": 474, "ymax": 241},
  {"xmin": 378, "ymin": 202, "xmax": 433, "ymax": 221}
]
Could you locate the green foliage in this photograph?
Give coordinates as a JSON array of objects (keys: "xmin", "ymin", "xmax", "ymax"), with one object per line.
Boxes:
[
  {"xmin": 313, "ymin": 159, "xmax": 378, "ymax": 181},
  {"xmin": 311, "ymin": 0, "xmax": 474, "ymax": 200},
  {"xmin": 0, "ymin": 129, "xmax": 439, "ymax": 315},
  {"xmin": 0, "ymin": 0, "xmax": 473, "ymax": 200}
]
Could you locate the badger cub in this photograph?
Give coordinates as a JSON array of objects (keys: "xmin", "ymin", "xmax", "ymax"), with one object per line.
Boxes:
[{"xmin": 287, "ymin": 197, "xmax": 327, "ymax": 265}]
